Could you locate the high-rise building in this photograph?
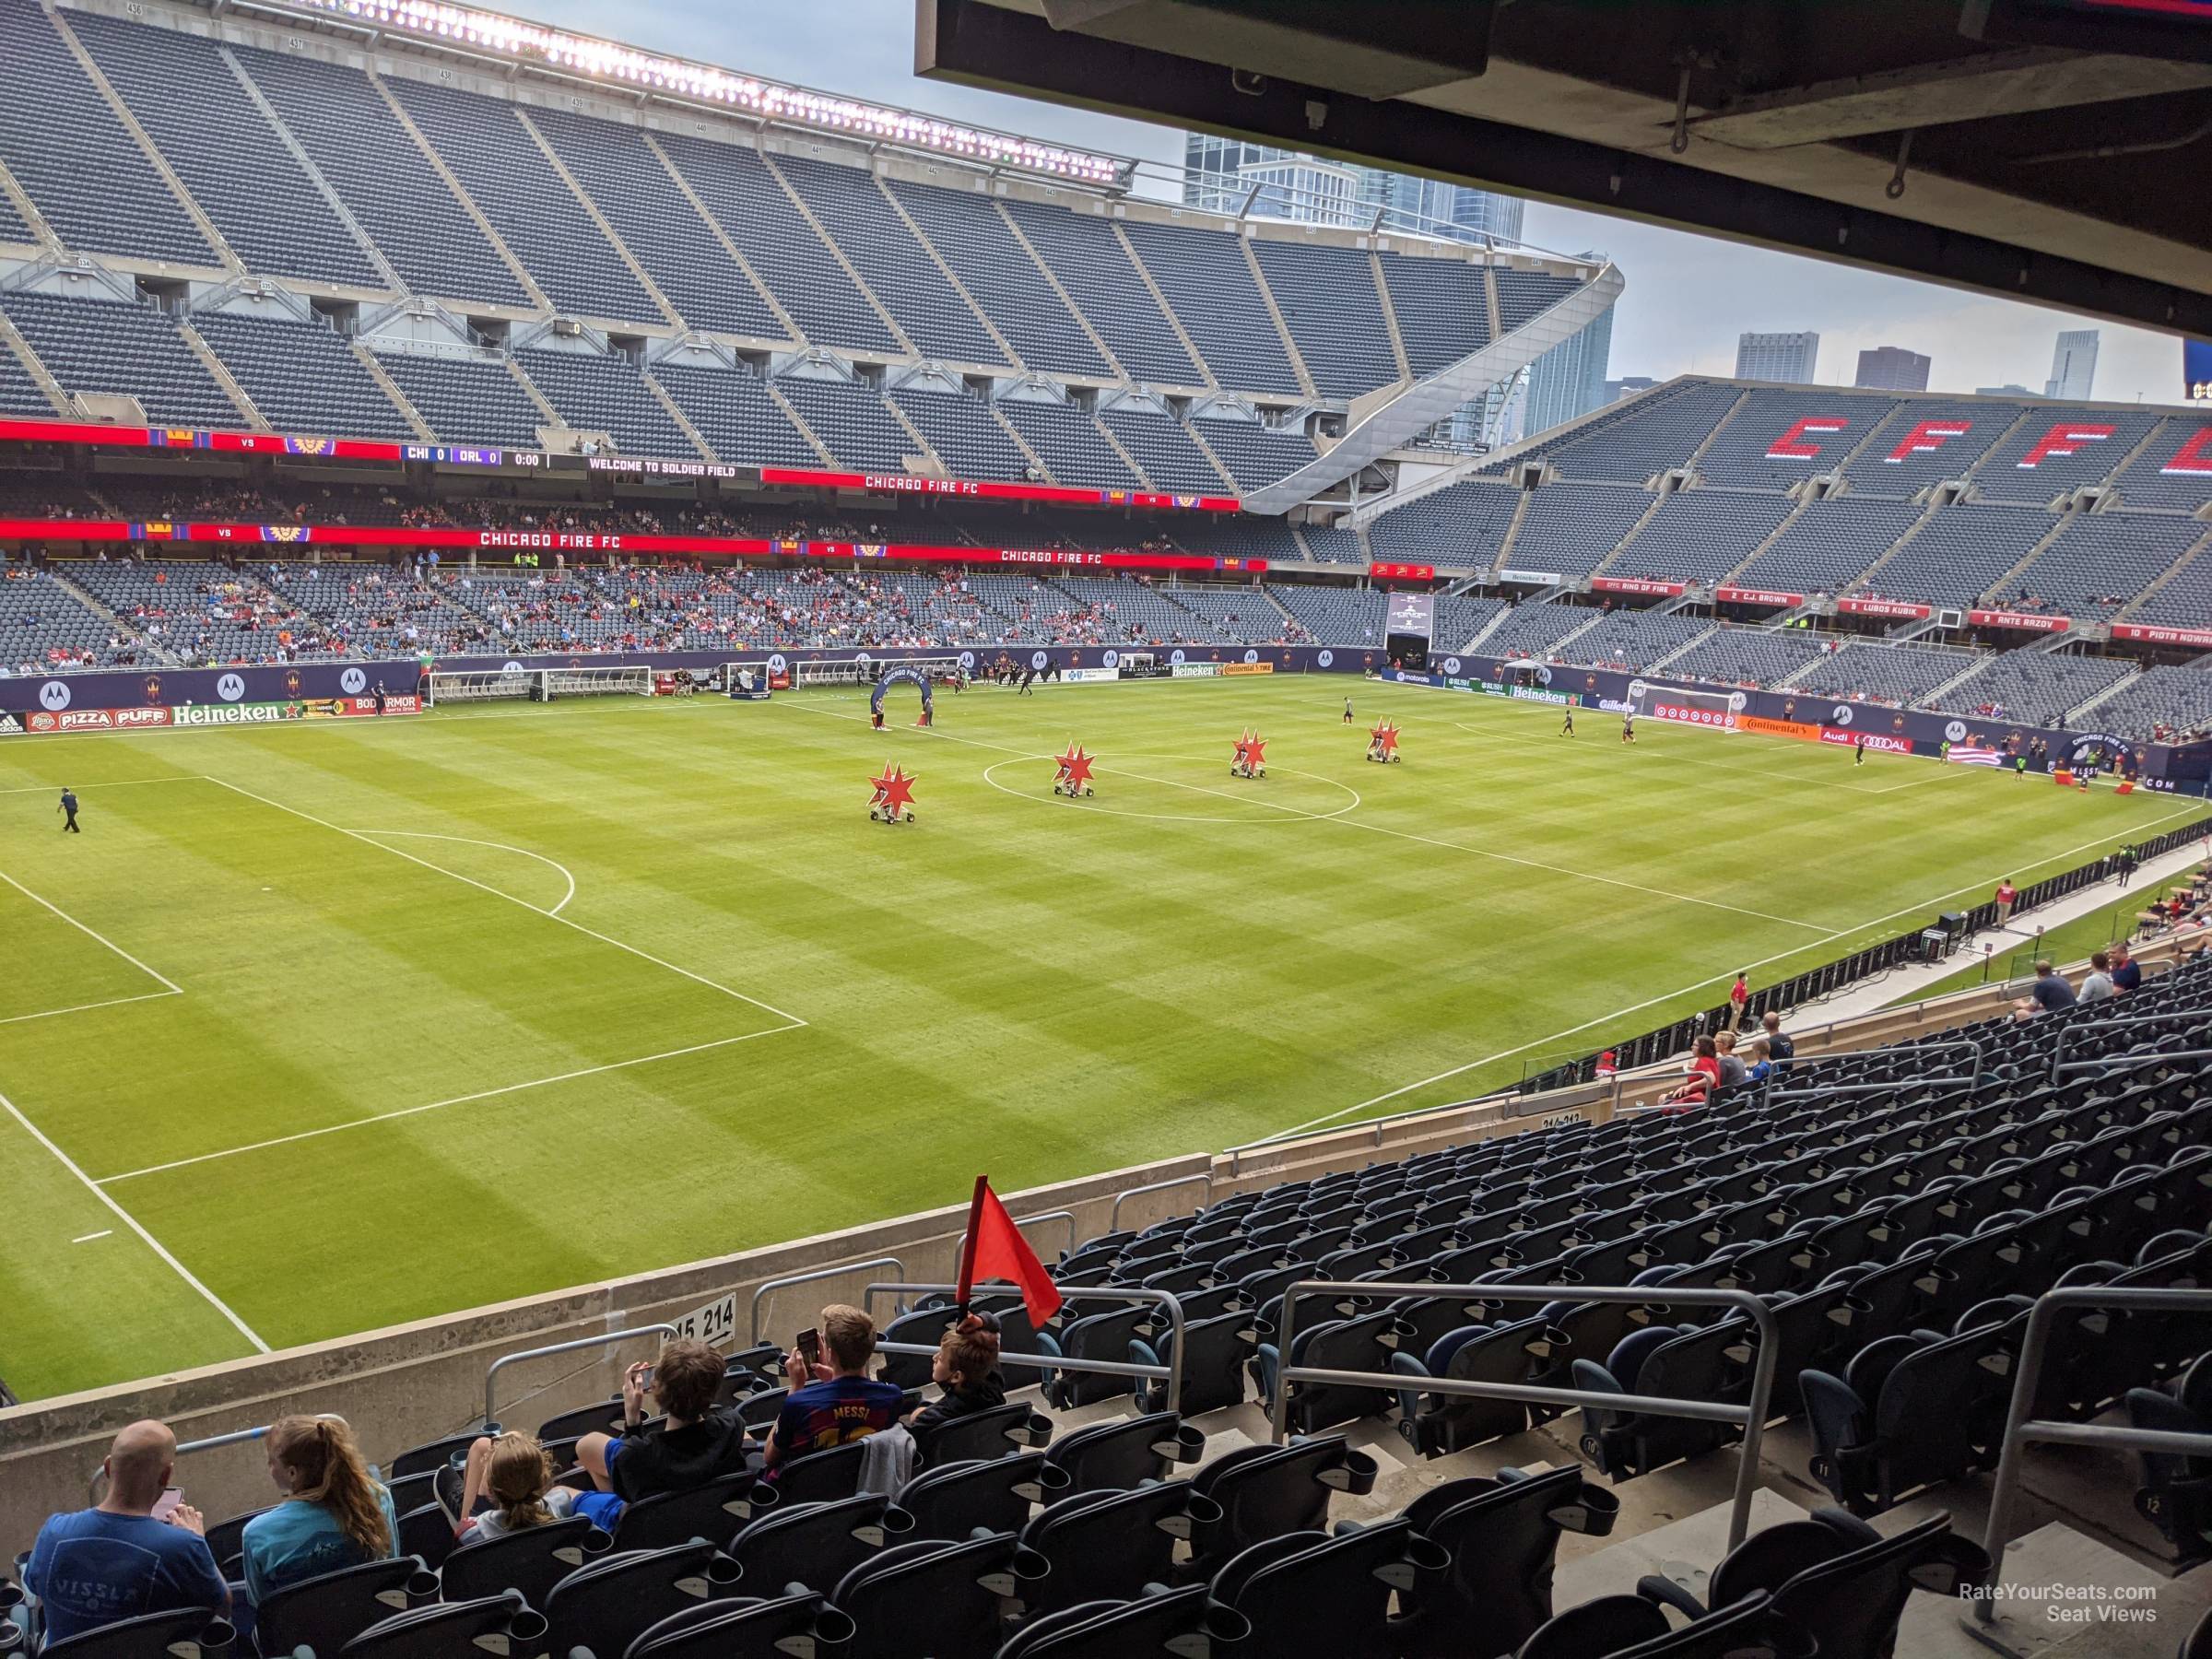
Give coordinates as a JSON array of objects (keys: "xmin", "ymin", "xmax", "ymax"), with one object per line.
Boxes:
[
  {"xmin": 1976, "ymin": 383, "xmax": 2041, "ymax": 399},
  {"xmin": 1854, "ymin": 347, "xmax": 1931, "ymax": 392},
  {"xmin": 1606, "ymin": 376, "xmax": 1660, "ymax": 405},
  {"xmin": 2044, "ymin": 329, "xmax": 2100, "ymax": 400},
  {"xmin": 1735, "ymin": 332, "xmax": 1821, "ymax": 384}
]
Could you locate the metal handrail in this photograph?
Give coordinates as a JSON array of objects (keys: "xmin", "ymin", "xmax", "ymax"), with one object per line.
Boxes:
[
  {"xmin": 483, "ymin": 1325, "xmax": 675, "ymax": 1428},
  {"xmin": 1110, "ymin": 1172, "xmax": 1214, "ymax": 1229},
  {"xmin": 748, "ymin": 1257, "xmax": 907, "ymax": 1343},
  {"xmin": 1224, "ymin": 1093, "xmax": 1518, "ymax": 1166},
  {"xmin": 2055, "ymin": 1045, "xmax": 2212, "ymax": 1080},
  {"xmin": 955, "ymin": 1210, "xmax": 1077, "ymax": 1265},
  {"xmin": 1763, "ymin": 1037, "xmax": 1983, "ymax": 1105},
  {"xmin": 2047, "ymin": 1007, "xmax": 2212, "ymax": 1080},
  {"xmin": 863, "ymin": 1281, "xmax": 1190, "ymax": 1416},
  {"xmin": 1973, "ymin": 1285, "xmax": 2212, "ymax": 1626},
  {"xmin": 1268, "ymin": 1278, "xmax": 1780, "ymax": 1550},
  {"xmin": 88, "ymin": 1415, "xmax": 350, "ymax": 1504}
]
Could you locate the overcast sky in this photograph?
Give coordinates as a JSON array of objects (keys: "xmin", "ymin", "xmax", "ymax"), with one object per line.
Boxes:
[{"xmin": 524, "ymin": 0, "xmax": 2192, "ymax": 408}]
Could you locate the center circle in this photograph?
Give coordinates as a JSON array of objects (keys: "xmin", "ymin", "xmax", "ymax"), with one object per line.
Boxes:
[{"xmin": 982, "ymin": 751, "xmax": 1362, "ymax": 825}]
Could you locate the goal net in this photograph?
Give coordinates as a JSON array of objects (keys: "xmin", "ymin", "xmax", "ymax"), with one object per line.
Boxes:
[
  {"xmin": 1628, "ymin": 682, "xmax": 1741, "ymax": 733},
  {"xmin": 425, "ymin": 665, "xmax": 653, "ymax": 706}
]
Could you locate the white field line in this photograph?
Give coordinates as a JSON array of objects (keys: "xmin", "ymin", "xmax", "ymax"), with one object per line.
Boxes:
[
  {"xmin": 357, "ymin": 830, "xmax": 577, "ymax": 917},
  {"xmin": 0, "ymin": 990, "xmax": 178, "ymax": 1029},
  {"xmin": 1271, "ymin": 795, "xmax": 2209, "ymax": 1140},
  {"xmin": 97, "ymin": 1027, "xmax": 799, "ymax": 1184},
  {"xmin": 0, "ymin": 776, "xmax": 199, "ymax": 794},
  {"xmin": 0, "ymin": 869, "xmax": 182, "ymax": 994},
  {"xmin": 785, "ymin": 700, "xmax": 1832, "ymax": 934},
  {"xmin": 0, "ymin": 1083, "xmax": 269, "ymax": 1352},
  {"xmin": 199, "ymin": 776, "xmax": 806, "ymax": 1029},
  {"xmin": 72, "ymin": 1230, "xmax": 112, "ymax": 1243},
  {"xmin": 1442, "ymin": 714, "xmax": 1961, "ymax": 797}
]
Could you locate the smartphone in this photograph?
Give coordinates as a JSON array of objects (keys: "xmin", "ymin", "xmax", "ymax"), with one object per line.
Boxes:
[
  {"xmin": 638, "ymin": 1365, "xmax": 656, "ymax": 1392},
  {"xmin": 796, "ymin": 1327, "xmax": 822, "ymax": 1367},
  {"xmin": 151, "ymin": 1487, "xmax": 183, "ymax": 1522}
]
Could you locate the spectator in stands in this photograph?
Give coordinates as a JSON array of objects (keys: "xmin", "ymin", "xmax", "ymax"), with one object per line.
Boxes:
[
  {"xmin": 2111, "ymin": 940, "xmax": 2142, "ymax": 994},
  {"xmin": 906, "ymin": 1312, "xmax": 1007, "ymax": 1447},
  {"xmin": 1712, "ymin": 1029, "xmax": 1748, "ymax": 1091},
  {"xmin": 764, "ymin": 1304, "xmax": 905, "ymax": 1473},
  {"xmin": 239, "ymin": 1418, "xmax": 397, "ymax": 1618},
  {"xmin": 1742, "ymin": 1037, "xmax": 1775, "ymax": 1088},
  {"xmin": 1661, "ymin": 1035, "xmax": 1721, "ymax": 1109},
  {"xmin": 574, "ymin": 1338, "xmax": 752, "ymax": 1505},
  {"xmin": 2079, "ymin": 951, "xmax": 2116, "ymax": 1005},
  {"xmin": 2018, "ymin": 961, "xmax": 2077, "ymax": 1017},
  {"xmin": 22, "ymin": 1421, "xmax": 228, "ymax": 1645},
  {"xmin": 1760, "ymin": 1010, "xmax": 1795, "ymax": 1076},
  {"xmin": 453, "ymin": 1430, "xmax": 618, "ymax": 1547}
]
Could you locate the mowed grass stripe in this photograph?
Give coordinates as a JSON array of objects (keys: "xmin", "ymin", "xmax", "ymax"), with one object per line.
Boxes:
[{"xmin": 0, "ymin": 679, "xmax": 2193, "ymax": 1397}]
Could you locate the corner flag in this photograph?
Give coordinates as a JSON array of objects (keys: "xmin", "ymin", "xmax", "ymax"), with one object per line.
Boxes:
[{"xmin": 955, "ymin": 1176, "xmax": 1063, "ymax": 1326}]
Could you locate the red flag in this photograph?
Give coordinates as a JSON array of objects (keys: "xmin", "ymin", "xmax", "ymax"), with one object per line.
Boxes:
[{"xmin": 956, "ymin": 1176, "xmax": 1063, "ymax": 1327}]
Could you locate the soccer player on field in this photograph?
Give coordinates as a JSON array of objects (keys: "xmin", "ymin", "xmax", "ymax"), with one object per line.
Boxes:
[
  {"xmin": 1621, "ymin": 711, "xmax": 1635, "ymax": 745},
  {"xmin": 1343, "ymin": 697, "xmax": 1354, "ymax": 724},
  {"xmin": 1561, "ymin": 709, "xmax": 1575, "ymax": 736}
]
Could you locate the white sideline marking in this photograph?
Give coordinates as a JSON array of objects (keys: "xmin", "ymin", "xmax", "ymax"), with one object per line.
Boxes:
[
  {"xmin": 0, "ymin": 776, "xmax": 196, "ymax": 794},
  {"xmin": 73, "ymin": 1230, "xmax": 112, "ymax": 1243},
  {"xmin": 199, "ymin": 776, "xmax": 806, "ymax": 1029},
  {"xmin": 96, "ymin": 1027, "xmax": 798, "ymax": 1184},
  {"xmin": 0, "ymin": 869, "xmax": 183, "ymax": 994},
  {"xmin": 1275, "ymin": 796, "xmax": 2210, "ymax": 1140},
  {"xmin": 0, "ymin": 991, "xmax": 179, "ymax": 1029},
  {"xmin": 785, "ymin": 700, "xmax": 1830, "ymax": 934},
  {"xmin": 1445, "ymin": 717, "xmax": 1959, "ymax": 797},
  {"xmin": 357, "ymin": 830, "xmax": 577, "ymax": 918},
  {"xmin": 0, "ymin": 1084, "xmax": 269, "ymax": 1353}
]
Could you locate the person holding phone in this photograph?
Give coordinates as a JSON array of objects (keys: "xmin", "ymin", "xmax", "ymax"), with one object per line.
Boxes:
[
  {"xmin": 574, "ymin": 1338, "xmax": 754, "ymax": 1504},
  {"xmin": 24, "ymin": 1420, "xmax": 229, "ymax": 1645},
  {"xmin": 763, "ymin": 1304, "xmax": 904, "ymax": 1473}
]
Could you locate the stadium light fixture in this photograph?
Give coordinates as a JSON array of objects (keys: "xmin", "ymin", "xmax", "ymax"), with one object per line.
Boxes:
[{"xmin": 286, "ymin": 0, "xmax": 1127, "ymax": 184}]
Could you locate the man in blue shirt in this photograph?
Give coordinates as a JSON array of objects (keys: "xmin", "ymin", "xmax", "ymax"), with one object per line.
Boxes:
[
  {"xmin": 25, "ymin": 1421, "xmax": 228, "ymax": 1644},
  {"xmin": 57, "ymin": 788, "xmax": 80, "ymax": 833}
]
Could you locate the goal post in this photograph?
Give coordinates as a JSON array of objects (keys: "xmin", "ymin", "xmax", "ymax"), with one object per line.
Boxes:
[
  {"xmin": 425, "ymin": 665, "xmax": 653, "ymax": 706},
  {"xmin": 1626, "ymin": 680, "xmax": 1744, "ymax": 733}
]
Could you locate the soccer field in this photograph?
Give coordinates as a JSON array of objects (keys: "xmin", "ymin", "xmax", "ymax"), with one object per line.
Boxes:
[{"xmin": 0, "ymin": 674, "xmax": 2188, "ymax": 1401}]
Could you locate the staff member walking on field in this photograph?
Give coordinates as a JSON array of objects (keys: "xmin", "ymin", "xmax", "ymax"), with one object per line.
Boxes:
[{"xmin": 57, "ymin": 787, "xmax": 80, "ymax": 833}]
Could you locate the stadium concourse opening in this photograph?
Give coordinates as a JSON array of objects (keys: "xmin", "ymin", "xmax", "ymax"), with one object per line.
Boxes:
[{"xmin": 0, "ymin": 0, "xmax": 2208, "ymax": 1652}]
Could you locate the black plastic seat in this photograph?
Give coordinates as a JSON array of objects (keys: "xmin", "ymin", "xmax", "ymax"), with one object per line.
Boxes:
[
  {"xmin": 991, "ymin": 1583, "xmax": 1246, "ymax": 1659},
  {"xmin": 388, "ymin": 1431, "xmax": 484, "ymax": 1484},
  {"xmin": 1041, "ymin": 1412, "xmax": 1205, "ymax": 1496},
  {"xmin": 1393, "ymin": 1315, "xmax": 1559, "ymax": 1457},
  {"xmin": 1517, "ymin": 1589, "xmax": 1816, "ymax": 1659},
  {"xmin": 256, "ymin": 1556, "xmax": 439, "ymax": 1659},
  {"xmin": 895, "ymin": 1451, "xmax": 1068, "ymax": 1541},
  {"xmin": 1393, "ymin": 1465, "xmax": 1620, "ymax": 1659},
  {"xmin": 394, "ymin": 1503, "xmax": 457, "ymax": 1571},
  {"xmin": 542, "ymin": 1542, "xmax": 743, "ymax": 1659},
  {"xmin": 1043, "ymin": 1306, "xmax": 1152, "ymax": 1408},
  {"xmin": 1018, "ymin": 1479, "xmax": 1218, "ymax": 1615},
  {"xmin": 440, "ymin": 1514, "xmax": 610, "ymax": 1607},
  {"xmin": 612, "ymin": 1472, "xmax": 770, "ymax": 1556},
  {"xmin": 1635, "ymin": 1508, "xmax": 1987, "ymax": 1659},
  {"xmin": 1183, "ymin": 1434, "xmax": 1377, "ymax": 1578},
  {"xmin": 622, "ymin": 1590, "xmax": 853, "ymax": 1659},
  {"xmin": 1209, "ymin": 1517, "xmax": 1445, "ymax": 1658},
  {"xmin": 1574, "ymin": 1321, "xmax": 1744, "ymax": 1479},
  {"xmin": 2127, "ymin": 1359, "xmax": 2212, "ymax": 1559},
  {"xmin": 770, "ymin": 1439, "xmax": 868, "ymax": 1506},
  {"xmin": 830, "ymin": 1531, "xmax": 1042, "ymax": 1659},
  {"xmin": 1801, "ymin": 1317, "xmax": 2018, "ymax": 1515},
  {"xmin": 913, "ymin": 1402, "xmax": 1052, "ymax": 1467},
  {"xmin": 339, "ymin": 1592, "xmax": 545, "ymax": 1659},
  {"xmin": 40, "ymin": 1609, "xmax": 237, "ymax": 1659},
  {"xmin": 727, "ymin": 1493, "xmax": 914, "ymax": 1597},
  {"xmin": 1132, "ymin": 1309, "xmax": 1253, "ymax": 1417}
]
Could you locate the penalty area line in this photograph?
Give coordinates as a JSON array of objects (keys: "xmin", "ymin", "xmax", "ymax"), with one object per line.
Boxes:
[
  {"xmin": 95, "ymin": 1024, "xmax": 806, "ymax": 1185},
  {"xmin": 0, "ymin": 1083, "xmax": 270, "ymax": 1353}
]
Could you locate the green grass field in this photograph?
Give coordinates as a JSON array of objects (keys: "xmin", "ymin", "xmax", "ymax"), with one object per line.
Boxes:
[{"xmin": 0, "ymin": 675, "xmax": 2192, "ymax": 1402}]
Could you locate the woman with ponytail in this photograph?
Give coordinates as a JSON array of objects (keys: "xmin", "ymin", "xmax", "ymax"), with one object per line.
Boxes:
[
  {"xmin": 905, "ymin": 1312, "xmax": 1006, "ymax": 1443},
  {"xmin": 238, "ymin": 1417, "xmax": 398, "ymax": 1612}
]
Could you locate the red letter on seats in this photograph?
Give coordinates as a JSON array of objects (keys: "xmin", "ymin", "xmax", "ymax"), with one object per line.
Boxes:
[
  {"xmin": 2160, "ymin": 427, "xmax": 2212, "ymax": 477},
  {"xmin": 2018, "ymin": 424, "xmax": 2114, "ymax": 468},
  {"xmin": 1883, "ymin": 420, "xmax": 1972, "ymax": 463},
  {"xmin": 1767, "ymin": 418, "xmax": 1849, "ymax": 461}
]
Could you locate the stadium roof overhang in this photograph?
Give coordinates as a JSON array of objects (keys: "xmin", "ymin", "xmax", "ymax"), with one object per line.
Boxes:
[{"xmin": 914, "ymin": 0, "xmax": 2212, "ymax": 340}]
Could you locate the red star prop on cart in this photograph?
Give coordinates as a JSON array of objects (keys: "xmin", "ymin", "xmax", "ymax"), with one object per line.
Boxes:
[
  {"xmin": 1371, "ymin": 721, "xmax": 1401, "ymax": 756},
  {"xmin": 870, "ymin": 763, "xmax": 917, "ymax": 814},
  {"xmin": 1054, "ymin": 745, "xmax": 1096, "ymax": 789},
  {"xmin": 1234, "ymin": 730, "xmax": 1268, "ymax": 769}
]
